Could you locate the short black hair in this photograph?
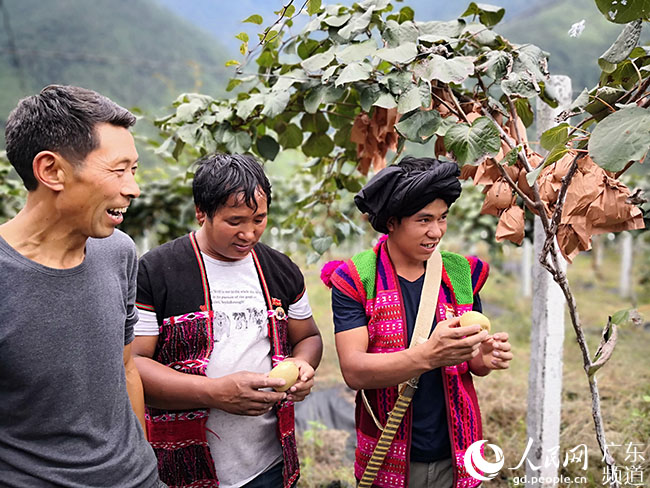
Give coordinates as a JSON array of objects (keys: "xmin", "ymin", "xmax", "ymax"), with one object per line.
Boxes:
[
  {"xmin": 5, "ymin": 84, "xmax": 136, "ymax": 191},
  {"xmin": 192, "ymin": 153, "xmax": 272, "ymax": 219}
]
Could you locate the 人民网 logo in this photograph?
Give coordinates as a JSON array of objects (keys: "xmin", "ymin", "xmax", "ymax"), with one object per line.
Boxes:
[{"xmin": 464, "ymin": 440, "xmax": 505, "ymax": 481}]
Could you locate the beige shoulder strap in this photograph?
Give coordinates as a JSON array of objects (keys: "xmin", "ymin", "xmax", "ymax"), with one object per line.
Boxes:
[
  {"xmin": 409, "ymin": 248, "xmax": 443, "ymax": 348},
  {"xmin": 361, "ymin": 248, "xmax": 443, "ymax": 429}
]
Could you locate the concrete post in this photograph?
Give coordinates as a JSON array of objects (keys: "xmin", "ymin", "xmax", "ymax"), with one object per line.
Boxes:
[
  {"xmin": 526, "ymin": 75, "xmax": 572, "ymax": 487},
  {"xmin": 619, "ymin": 232, "xmax": 633, "ymax": 298}
]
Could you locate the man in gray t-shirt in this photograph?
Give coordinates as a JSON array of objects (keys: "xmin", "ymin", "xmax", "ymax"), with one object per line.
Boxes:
[{"xmin": 0, "ymin": 85, "xmax": 159, "ymax": 487}]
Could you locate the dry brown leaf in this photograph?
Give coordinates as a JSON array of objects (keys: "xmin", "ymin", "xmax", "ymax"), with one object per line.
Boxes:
[{"xmin": 351, "ymin": 107, "xmax": 399, "ymax": 175}]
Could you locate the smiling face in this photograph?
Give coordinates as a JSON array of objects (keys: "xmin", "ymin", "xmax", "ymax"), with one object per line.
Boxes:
[
  {"xmin": 195, "ymin": 189, "xmax": 268, "ymax": 262},
  {"xmin": 61, "ymin": 123, "xmax": 140, "ymax": 238},
  {"xmin": 386, "ymin": 198, "xmax": 449, "ymax": 267}
]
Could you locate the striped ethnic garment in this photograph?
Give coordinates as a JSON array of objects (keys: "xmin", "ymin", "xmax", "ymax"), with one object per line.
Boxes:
[
  {"xmin": 136, "ymin": 232, "xmax": 301, "ymax": 488},
  {"xmin": 322, "ymin": 236, "xmax": 489, "ymax": 488}
]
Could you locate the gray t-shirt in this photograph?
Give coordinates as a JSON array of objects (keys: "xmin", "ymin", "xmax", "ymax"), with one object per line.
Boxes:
[{"xmin": 0, "ymin": 230, "xmax": 158, "ymax": 488}]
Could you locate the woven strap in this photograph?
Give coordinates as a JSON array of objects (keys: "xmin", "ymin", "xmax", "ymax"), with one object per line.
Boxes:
[{"xmin": 358, "ymin": 250, "xmax": 442, "ymax": 488}]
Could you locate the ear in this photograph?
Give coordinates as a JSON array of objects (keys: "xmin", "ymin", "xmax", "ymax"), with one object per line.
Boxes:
[
  {"xmin": 386, "ymin": 216, "xmax": 398, "ymax": 233},
  {"xmin": 195, "ymin": 206, "xmax": 207, "ymax": 226},
  {"xmin": 32, "ymin": 151, "xmax": 66, "ymax": 192}
]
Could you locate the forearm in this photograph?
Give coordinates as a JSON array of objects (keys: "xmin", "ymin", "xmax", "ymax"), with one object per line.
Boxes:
[
  {"xmin": 469, "ymin": 354, "xmax": 491, "ymax": 376},
  {"xmin": 125, "ymin": 359, "xmax": 147, "ymax": 437},
  {"xmin": 339, "ymin": 347, "xmax": 431, "ymax": 390},
  {"xmin": 134, "ymin": 356, "xmax": 220, "ymax": 410},
  {"xmin": 290, "ymin": 334, "xmax": 323, "ymax": 370}
]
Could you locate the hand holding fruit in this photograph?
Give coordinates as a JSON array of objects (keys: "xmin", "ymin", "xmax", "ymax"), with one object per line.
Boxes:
[
  {"xmin": 459, "ymin": 311, "xmax": 491, "ymax": 332},
  {"xmin": 269, "ymin": 358, "xmax": 314, "ymax": 402},
  {"xmin": 457, "ymin": 311, "xmax": 513, "ymax": 373}
]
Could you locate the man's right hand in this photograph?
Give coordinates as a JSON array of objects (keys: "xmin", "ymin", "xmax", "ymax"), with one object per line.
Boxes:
[
  {"xmin": 210, "ymin": 372, "xmax": 288, "ymax": 416},
  {"xmin": 418, "ymin": 317, "xmax": 488, "ymax": 369}
]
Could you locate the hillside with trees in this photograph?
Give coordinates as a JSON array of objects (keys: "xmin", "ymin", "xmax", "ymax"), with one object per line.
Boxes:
[{"xmin": 0, "ymin": 0, "xmax": 230, "ymax": 133}]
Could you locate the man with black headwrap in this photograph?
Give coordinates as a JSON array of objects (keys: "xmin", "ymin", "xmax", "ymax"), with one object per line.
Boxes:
[{"xmin": 321, "ymin": 156, "xmax": 513, "ymax": 488}]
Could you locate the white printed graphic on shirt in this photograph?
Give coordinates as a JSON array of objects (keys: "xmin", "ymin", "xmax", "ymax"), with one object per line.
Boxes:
[{"xmin": 202, "ymin": 253, "xmax": 281, "ymax": 488}]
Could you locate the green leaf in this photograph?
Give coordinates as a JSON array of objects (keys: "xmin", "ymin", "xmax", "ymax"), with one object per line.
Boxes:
[
  {"xmin": 278, "ymin": 123, "xmax": 303, "ymax": 149},
  {"xmin": 359, "ymin": 0, "xmax": 391, "ymax": 10},
  {"xmin": 461, "ymin": 2, "xmax": 506, "ymax": 27},
  {"xmin": 397, "ymin": 85, "xmax": 426, "ymax": 114},
  {"xmin": 595, "ymin": 0, "xmax": 650, "ymax": 24},
  {"xmin": 444, "ymin": 117, "xmax": 501, "ymax": 164},
  {"xmin": 335, "ymin": 62, "xmax": 372, "ymax": 87},
  {"xmin": 478, "ymin": 50, "xmax": 512, "ymax": 80},
  {"xmin": 324, "ymin": 13, "xmax": 351, "ymax": 27},
  {"xmin": 223, "ymin": 131, "xmax": 252, "ymax": 154},
  {"xmin": 226, "ymin": 79, "xmax": 242, "ymax": 92},
  {"xmin": 418, "ymin": 19, "xmax": 466, "ymax": 39},
  {"xmin": 435, "ymin": 116, "xmax": 458, "ymax": 136},
  {"xmin": 297, "ymin": 39, "xmax": 320, "ymax": 60},
  {"xmin": 462, "ymin": 22, "xmax": 498, "ymax": 47},
  {"xmin": 301, "ymin": 47, "xmax": 335, "ymax": 71},
  {"xmin": 525, "ymin": 160, "xmax": 548, "ymax": 186},
  {"xmin": 260, "ymin": 91, "xmax": 290, "ymax": 118},
  {"xmin": 538, "ymin": 81, "xmax": 559, "ymax": 108},
  {"xmin": 599, "ymin": 20, "xmax": 643, "ymax": 68},
  {"xmin": 385, "ymin": 71, "xmax": 413, "ymax": 95},
  {"xmin": 513, "ymin": 44, "xmax": 549, "ymax": 82},
  {"xmin": 360, "ymin": 85, "xmax": 381, "ymax": 112},
  {"xmin": 235, "ymin": 32, "xmax": 249, "ymax": 42},
  {"xmin": 382, "ymin": 20, "xmax": 420, "ymax": 47},
  {"xmin": 312, "ymin": 236, "xmax": 333, "ymax": 254},
  {"xmin": 336, "ymin": 40, "xmax": 378, "ymax": 64},
  {"xmin": 419, "ymin": 55, "xmax": 475, "ymax": 84},
  {"xmin": 338, "ymin": 9, "xmax": 374, "ymax": 39},
  {"xmin": 307, "ymin": 0, "xmax": 322, "ymax": 16},
  {"xmin": 373, "ymin": 91, "xmax": 397, "ymax": 109},
  {"xmin": 395, "ymin": 110, "xmax": 442, "ymax": 143},
  {"xmin": 225, "ymin": 60, "xmax": 240, "ymax": 67},
  {"xmin": 498, "ymin": 146, "xmax": 520, "ymax": 166},
  {"xmin": 569, "ymin": 88, "xmax": 590, "ymax": 113},
  {"xmin": 303, "ymin": 133, "xmax": 334, "ymax": 157},
  {"xmin": 540, "ymin": 123, "xmax": 570, "ymax": 151},
  {"xmin": 501, "ymin": 72, "xmax": 539, "ymax": 98},
  {"xmin": 301, "ymin": 112, "xmax": 329, "ymax": 134},
  {"xmin": 235, "ymin": 93, "xmax": 264, "ymax": 119},
  {"xmin": 376, "ymin": 42, "xmax": 418, "ymax": 64},
  {"xmin": 611, "ymin": 308, "xmax": 631, "ymax": 325},
  {"xmin": 588, "ymin": 106, "xmax": 650, "ymax": 171},
  {"xmin": 514, "ymin": 98, "xmax": 534, "ymax": 127},
  {"xmin": 243, "ymin": 14, "xmax": 263, "ymax": 25},
  {"xmin": 322, "ymin": 65, "xmax": 339, "ymax": 82},
  {"xmin": 256, "ymin": 135, "xmax": 280, "ymax": 161},
  {"xmin": 304, "ymin": 86, "xmax": 325, "ymax": 114},
  {"xmin": 304, "ymin": 85, "xmax": 345, "ymax": 114}
]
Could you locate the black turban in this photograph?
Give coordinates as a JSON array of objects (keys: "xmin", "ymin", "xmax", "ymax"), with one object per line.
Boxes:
[{"xmin": 354, "ymin": 157, "xmax": 461, "ymax": 233}]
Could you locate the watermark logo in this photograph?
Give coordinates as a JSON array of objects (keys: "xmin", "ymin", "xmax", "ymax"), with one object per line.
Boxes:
[{"xmin": 464, "ymin": 440, "xmax": 505, "ymax": 481}]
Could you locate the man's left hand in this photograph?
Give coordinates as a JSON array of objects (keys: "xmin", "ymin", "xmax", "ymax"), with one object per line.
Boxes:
[
  {"xmin": 478, "ymin": 332, "xmax": 513, "ymax": 370},
  {"xmin": 284, "ymin": 358, "xmax": 315, "ymax": 402}
]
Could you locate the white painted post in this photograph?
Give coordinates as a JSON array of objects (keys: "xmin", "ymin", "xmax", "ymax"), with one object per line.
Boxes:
[
  {"xmin": 522, "ymin": 238, "xmax": 533, "ymax": 297},
  {"xmin": 619, "ymin": 232, "xmax": 633, "ymax": 298},
  {"xmin": 526, "ymin": 75, "xmax": 572, "ymax": 487}
]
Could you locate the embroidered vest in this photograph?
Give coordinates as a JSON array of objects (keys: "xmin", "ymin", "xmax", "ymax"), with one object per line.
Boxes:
[
  {"xmin": 326, "ymin": 238, "xmax": 489, "ymax": 488},
  {"xmin": 136, "ymin": 233, "xmax": 300, "ymax": 488}
]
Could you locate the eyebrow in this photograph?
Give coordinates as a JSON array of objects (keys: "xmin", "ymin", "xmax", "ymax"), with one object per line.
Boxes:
[{"xmin": 415, "ymin": 210, "xmax": 448, "ymax": 219}]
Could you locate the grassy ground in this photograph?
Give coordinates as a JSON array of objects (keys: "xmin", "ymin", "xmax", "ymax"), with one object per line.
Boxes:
[{"xmin": 295, "ymin": 241, "xmax": 650, "ymax": 487}]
